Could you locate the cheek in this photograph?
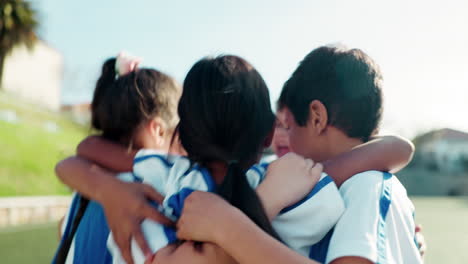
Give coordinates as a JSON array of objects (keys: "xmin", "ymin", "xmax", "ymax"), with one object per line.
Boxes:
[{"xmin": 287, "ymin": 128, "xmax": 301, "ymax": 152}]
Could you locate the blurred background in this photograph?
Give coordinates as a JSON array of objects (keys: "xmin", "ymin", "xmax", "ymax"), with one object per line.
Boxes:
[{"xmin": 0, "ymin": 0, "xmax": 467, "ymax": 263}]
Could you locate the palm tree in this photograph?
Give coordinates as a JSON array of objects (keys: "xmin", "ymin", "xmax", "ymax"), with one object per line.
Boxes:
[{"xmin": 0, "ymin": 0, "xmax": 38, "ymax": 88}]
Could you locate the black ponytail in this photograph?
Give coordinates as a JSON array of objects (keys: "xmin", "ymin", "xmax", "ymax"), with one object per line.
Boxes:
[
  {"xmin": 217, "ymin": 163, "xmax": 282, "ymax": 240},
  {"xmin": 177, "ymin": 55, "xmax": 280, "ymax": 241},
  {"xmin": 91, "ymin": 58, "xmax": 117, "ymax": 131}
]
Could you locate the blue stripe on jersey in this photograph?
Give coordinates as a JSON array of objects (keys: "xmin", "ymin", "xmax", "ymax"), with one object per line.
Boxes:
[
  {"xmin": 51, "ymin": 194, "xmax": 81, "ymax": 264},
  {"xmin": 163, "ymin": 167, "xmax": 216, "ymax": 243},
  {"xmin": 164, "ymin": 188, "xmax": 195, "ymax": 243},
  {"xmin": 167, "ymin": 188, "xmax": 195, "ymax": 218},
  {"xmin": 377, "ymin": 172, "xmax": 393, "ymax": 264},
  {"xmin": 163, "ymin": 226, "xmax": 178, "ymax": 244},
  {"xmin": 250, "ymin": 165, "xmax": 264, "ymax": 178},
  {"xmin": 259, "ymin": 162, "xmax": 270, "ymax": 170},
  {"xmin": 309, "ymin": 228, "xmax": 334, "ymax": 262},
  {"xmin": 180, "ymin": 164, "xmax": 216, "ymax": 192},
  {"xmin": 131, "ymin": 172, "xmax": 143, "ymax": 183},
  {"xmin": 134, "ymin": 154, "xmax": 174, "ymax": 167},
  {"xmin": 279, "ymin": 176, "xmax": 333, "ymax": 214}
]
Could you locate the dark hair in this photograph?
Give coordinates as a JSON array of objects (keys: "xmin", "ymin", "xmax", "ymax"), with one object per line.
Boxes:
[
  {"xmin": 279, "ymin": 46, "xmax": 383, "ymax": 141},
  {"xmin": 176, "ymin": 55, "xmax": 280, "ymax": 240},
  {"xmin": 91, "ymin": 58, "xmax": 180, "ymax": 145}
]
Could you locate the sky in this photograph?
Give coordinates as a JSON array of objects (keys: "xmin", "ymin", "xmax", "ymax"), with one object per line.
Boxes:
[{"xmin": 32, "ymin": 0, "xmax": 468, "ymax": 138}]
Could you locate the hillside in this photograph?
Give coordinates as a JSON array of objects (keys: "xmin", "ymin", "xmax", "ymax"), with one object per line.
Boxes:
[{"xmin": 0, "ymin": 91, "xmax": 87, "ymax": 196}]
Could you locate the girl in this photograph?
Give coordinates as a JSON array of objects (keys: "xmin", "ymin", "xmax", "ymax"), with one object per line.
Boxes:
[
  {"xmin": 53, "ymin": 52, "xmax": 181, "ymax": 264},
  {"xmin": 56, "ymin": 55, "xmax": 414, "ymax": 264}
]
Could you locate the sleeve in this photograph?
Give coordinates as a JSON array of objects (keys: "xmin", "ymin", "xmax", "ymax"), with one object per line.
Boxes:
[
  {"xmin": 106, "ymin": 150, "xmax": 176, "ymax": 264},
  {"xmin": 108, "ymin": 163, "xmax": 215, "ymax": 264},
  {"xmin": 325, "ymin": 171, "xmax": 384, "ymax": 264},
  {"xmin": 133, "ymin": 149, "xmax": 174, "ymax": 195},
  {"xmin": 272, "ymin": 173, "xmax": 345, "ymax": 256}
]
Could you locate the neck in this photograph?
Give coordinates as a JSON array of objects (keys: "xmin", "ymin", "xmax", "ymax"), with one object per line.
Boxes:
[
  {"xmin": 206, "ymin": 161, "xmax": 228, "ymax": 184},
  {"xmin": 321, "ymin": 127, "xmax": 363, "ymax": 161}
]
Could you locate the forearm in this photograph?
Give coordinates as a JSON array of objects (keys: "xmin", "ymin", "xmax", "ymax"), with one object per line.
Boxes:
[
  {"xmin": 324, "ymin": 135, "xmax": 414, "ymax": 187},
  {"xmin": 256, "ymin": 185, "xmax": 282, "ymax": 221},
  {"xmin": 215, "ymin": 208, "xmax": 318, "ymax": 264},
  {"xmin": 76, "ymin": 136, "xmax": 136, "ymax": 172},
  {"xmin": 55, "ymin": 156, "xmax": 120, "ymax": 203}
]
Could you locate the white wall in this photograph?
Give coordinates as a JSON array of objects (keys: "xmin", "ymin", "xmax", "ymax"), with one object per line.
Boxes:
[{"xmin": 2, "ymin": 41, "xmax": 63, "ymax": 110}]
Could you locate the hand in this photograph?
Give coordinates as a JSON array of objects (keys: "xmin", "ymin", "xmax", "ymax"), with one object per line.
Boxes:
[
  {"xmin": 99, "ymin": 180, "xmax": 174, "ymax": 264},
  {"xmin": 177, "ymin": 191, "xmax": 241, "ymax": 244},
  {"xmin": 258, "ymin": 152, "xmax": 322, "ymax": 218}
]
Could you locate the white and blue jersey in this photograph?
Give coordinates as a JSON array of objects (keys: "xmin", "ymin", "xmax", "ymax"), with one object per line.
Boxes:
[
  {"xmin": 106, "ymin": 149, "xmax": 345, "ymax": 263},
  {"xmin": 310, "ymin": 171, "xmax": 423, "ymax": 264}
]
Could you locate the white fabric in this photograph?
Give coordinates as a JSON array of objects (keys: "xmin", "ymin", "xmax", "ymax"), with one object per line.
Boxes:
[
  {"xmin": 107, "ymin": 149, "xmax": 345, "ymax": 263},
  {"xmin": 326, "ymin": 171, "xmax": 423, "ymax": 264}
]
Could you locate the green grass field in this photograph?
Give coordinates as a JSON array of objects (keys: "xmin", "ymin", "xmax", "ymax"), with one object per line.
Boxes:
[
  {"xmin": 0, "ymin": 91, "xmax": 87, "ymax": 196},
  {"xmin": 0, "ymin": 197, "xmax": 465, "ymax": 264},
  {"xmin": 412, "ymin": 197, "xmax": 468, "ymax": 264},
  {"xmin": 0, "ymin": 223, "xmax": 59, "ymax": 264}
]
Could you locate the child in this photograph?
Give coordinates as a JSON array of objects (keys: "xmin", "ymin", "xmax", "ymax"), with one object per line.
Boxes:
[
  {"xmin": 53, "ymin": 52, "xmax": 182, "ymax": 264},
  {"xmin": 56, "ymin": 55, "xmax": 414, "ymax": 264},
  {"xmin": 278, "ymin": 46, "xmax": 422, "ymax": 263}
]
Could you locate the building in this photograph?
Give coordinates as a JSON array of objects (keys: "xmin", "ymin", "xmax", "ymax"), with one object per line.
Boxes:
[
  {"xmin": 398, "ymin": 128, "xmax": 468, "ymax": 196},
  {"xmin": 60, "ymin": 103, "xmax": 91, "ymax": 125},
  {"xmin": 2, "ymin": 40, "xmax": 63, "ymax": 110},
  {"xmin": 416, "ymin": 128, "xmax": 468, "ymax": 172}
]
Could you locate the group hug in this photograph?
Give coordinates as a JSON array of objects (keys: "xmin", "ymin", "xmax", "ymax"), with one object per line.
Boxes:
[{"xmin": 52, "ymin": 45, "xmax": 425, "ymax": 264}]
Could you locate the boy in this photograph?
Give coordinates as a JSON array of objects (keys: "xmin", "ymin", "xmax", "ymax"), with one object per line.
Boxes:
[{"xmin": 278, "ymin": 45, "xmax": 422, "ymax": 264}]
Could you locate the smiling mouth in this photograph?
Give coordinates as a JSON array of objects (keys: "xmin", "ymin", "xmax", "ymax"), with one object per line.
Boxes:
[{"xmin": 276, "ymin": 146, "xmax": 290, "ymax": 157}]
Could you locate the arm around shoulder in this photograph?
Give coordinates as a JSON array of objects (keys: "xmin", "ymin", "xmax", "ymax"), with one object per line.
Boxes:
[{"xmin": 76, "ymin": 136, "xmax": 136, "ymax": 172}]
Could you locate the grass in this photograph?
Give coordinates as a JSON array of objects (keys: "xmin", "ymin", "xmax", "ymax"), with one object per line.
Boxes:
[
  {"xmin": 0, "ymin": 91, "xmax": 87, "ymax": 196},
  {"xmin": 412, "ymin": 197, "xmax": 468, "ymax": 264},
  {"xmin": 0, "ymin": 223, "xmax": 59, "ymax": 264},
  {"xmin": 0, "ymin": 197, "xmax": 465, "ymax": 263}
]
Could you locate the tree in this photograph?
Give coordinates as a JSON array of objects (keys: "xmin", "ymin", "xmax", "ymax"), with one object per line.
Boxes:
[{"xmin": 0, "ymin": 0, "xmax": 38, "ymax": 88}]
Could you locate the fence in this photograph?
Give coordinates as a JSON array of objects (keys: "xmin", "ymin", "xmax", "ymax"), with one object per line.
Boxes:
[{"xmin": 0, "ymin": 196, "xmax": 71, "ymax": 228}]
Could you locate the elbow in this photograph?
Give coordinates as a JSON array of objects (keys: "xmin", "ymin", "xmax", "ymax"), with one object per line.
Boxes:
[
  {"xmin": 388, "ymin": 135, "xmax": 415, "ymax": 171},
  {"xmin": 396, "ymin": 135, "xmax": 415, "ymax": 164},
  {"xmin": 55, "ymin": 157, "xmax": 75, "ymax": 182},
  {"xmin": 76, "ymin": 135, "xmax": 99, "ymax": 157},
  {"xmin": 55, "ymin": 159, "xmax": 67, "ymax": 182}
]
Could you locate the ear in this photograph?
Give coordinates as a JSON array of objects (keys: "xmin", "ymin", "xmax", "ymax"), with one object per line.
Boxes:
[
  {"xmin": 147, "ymin": 118, "xmax": 167, "ymax": 147},
  {"xmin": 308, "ymin": 100, "xmax": 328, "ymax": 134}
]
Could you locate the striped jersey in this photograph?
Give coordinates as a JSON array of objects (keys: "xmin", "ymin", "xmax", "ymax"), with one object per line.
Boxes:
[
  {"xmin": 54, "ymin": 149, "xmax": 345, "ymax": 264},
  {"xmin": 317, "ymin": 171, "xmax": 423, "ymax": 264},
  {"xmin": 108, "ymin": 149, "xmax": 345, "ymax": 263}
]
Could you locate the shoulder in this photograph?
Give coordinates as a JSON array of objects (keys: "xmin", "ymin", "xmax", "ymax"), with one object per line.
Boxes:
[
  {"xmin": 134, "ymin": 149, "xmax": 181, "ymax": 166},
  {"xmin": 339, "ymin": 170, "xmax": 389, "ymax": 197},
  {"xmin": 245, "ymin": 163, "xmax": 269, "ymax": 188},
  {"xmin": 341, "ymin": 170, "xmax": 387, "ymax": 187}
]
